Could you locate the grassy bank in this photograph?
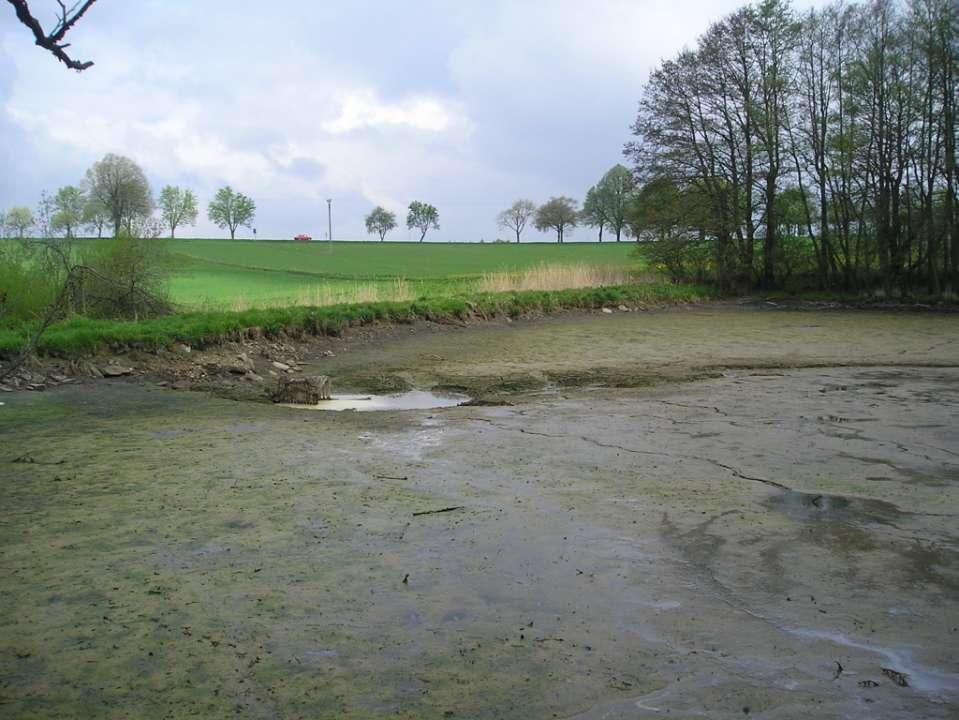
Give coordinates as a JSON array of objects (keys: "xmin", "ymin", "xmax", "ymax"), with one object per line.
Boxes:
[
  {"xmin": 168, "ymin": 240, "xmax": 643, "ymax": 308},
  {"xmin": 0, "ymin": 282, "xmax": 710, "ymax": 358}
]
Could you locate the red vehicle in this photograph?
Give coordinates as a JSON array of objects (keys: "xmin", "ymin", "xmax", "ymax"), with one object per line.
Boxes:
[{"xmin": 294, "ymin": 233, "xmax": 312, "ymax": 241}]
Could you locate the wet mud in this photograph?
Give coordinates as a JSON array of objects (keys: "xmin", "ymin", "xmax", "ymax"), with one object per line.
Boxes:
[{"xmin": 1, "ymin": 309, "xmax": 958, "ymax": 718}]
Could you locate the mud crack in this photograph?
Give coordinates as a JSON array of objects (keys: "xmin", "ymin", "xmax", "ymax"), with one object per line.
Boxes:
[{"xmin": 460, "ymin": 416, "xmax": 788, "ymax": 490}]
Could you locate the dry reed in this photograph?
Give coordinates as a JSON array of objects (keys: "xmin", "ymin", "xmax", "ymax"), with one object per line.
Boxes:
[
  {"xmin": 477, "ymin": 262, "xmax": 636, "ymax": 293},
  {"xmin": 227, "ymin": 278, "xmax": 414, "ymax": 311}
]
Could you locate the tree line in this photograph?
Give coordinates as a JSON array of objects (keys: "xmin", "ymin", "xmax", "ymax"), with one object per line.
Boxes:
[
  {"xmin": 625, "ymin": 0, "xmax": 957, "ymax": 295},
  {"xmin": 0, "ymin": 153, "xmax": 257, "ymax": 241},
  {"xmin": 491, "ymin": 165, "xmax": 638, "ymax": 244},
  {"xmin": 364, "ymin": 201, "xmax": 440, "ymax": 242},
  {"xmin": 363, "ymin": 164, "xmax": 639, "ymax": 244}
]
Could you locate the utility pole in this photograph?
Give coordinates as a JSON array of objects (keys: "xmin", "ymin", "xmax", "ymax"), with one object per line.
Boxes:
[{"xmin": 326, "ymin": 198, "xmax": 332, "ymax": 244}]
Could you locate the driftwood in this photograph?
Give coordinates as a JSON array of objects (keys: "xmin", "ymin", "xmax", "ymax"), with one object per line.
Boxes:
[
  {"xmin": 272, "ymin": 376, "xmax": 332, "ymax": 404},
  {"xmin": 411, "ymin": 506, "xmax": 464, "ymax": 517}
]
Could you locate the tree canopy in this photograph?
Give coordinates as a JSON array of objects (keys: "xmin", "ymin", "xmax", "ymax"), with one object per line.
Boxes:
[
  {"xmin": 496, "ymin": 199, "xmax": 536, "ymax": 243},
  {"xmin": 51, "ymin": 186, "xmax": 86, "ymax": 238},
  {"xmin": 626, "ymin": 0, "xmax": 958, "ymax": 294},
  {"xmin": 159, "ymin": 186, "xmax": 198, "ymax": 238},
  {"xmin": 82, "ymin": 198, "xmax": 109, "ymax": 238},
  {"xmin": 207, "ymin": 187, "xmax": 255, "ymax": 240},
  {"xmin": 580, "ymin": 188, "xmax": 611, "ymax": 242},
  {"xmin": 5, "ymin": 207, "xmax": 34, "ymax": 239},
  {"xmin": 407, "ymin": 201, "xmax": 439, "ymax": 242},
  {"xmin": 595, "ymin": 165, "xmax": 636, "ymax": 242},
  {"xmin": 83, "ymin": 154, "xmax": 152, "ymax": 238},
  {"xmin": 365, "ymin": 206, "xmax": 398, "ymax": 241},
  {"xmin": 534, "ymin": 197, "xmax": 578, "ymax": 243}
]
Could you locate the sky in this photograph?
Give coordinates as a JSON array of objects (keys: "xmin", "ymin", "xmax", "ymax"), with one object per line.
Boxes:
[{"xmin": 1, "ymin": 0, "xmax": 828, "ymax": 242}]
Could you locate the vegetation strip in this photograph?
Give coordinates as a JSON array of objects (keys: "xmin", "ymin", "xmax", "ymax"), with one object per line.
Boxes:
[{"xmin": 0, "ymin": 282, "xmax": 710, "ymax": 358}]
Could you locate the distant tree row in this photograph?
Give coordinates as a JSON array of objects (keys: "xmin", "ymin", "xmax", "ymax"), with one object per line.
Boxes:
[
  {"xmin": 492, "ymin": 164, "xmax": 637, "ymax": 244},
  {"xmin": 364, "ymin": 201, "xmax": 440, "ymax": 241},
  {"xmin": 1, "ymin": 154, "xmax": 257, "ymax": 240},
  {"xmin": 626, "ymin": 0, "xmax": 958, "ymax": 294}
]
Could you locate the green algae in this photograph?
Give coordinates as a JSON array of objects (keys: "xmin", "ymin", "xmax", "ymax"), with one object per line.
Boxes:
[{"xmin": 2, "ymin": 310, "xmax": 959, "ymax": 718}]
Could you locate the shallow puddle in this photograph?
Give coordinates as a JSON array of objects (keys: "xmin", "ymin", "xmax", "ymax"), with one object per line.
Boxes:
[
  {"xmin": 282, "ymin": 390, "xmax": 468, "ymax": 412},
  {"xmin": 765, "ymin": 489, "xmax": 906, "ymax": 525}
]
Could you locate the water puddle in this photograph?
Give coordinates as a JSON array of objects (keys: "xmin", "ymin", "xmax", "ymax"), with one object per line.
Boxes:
[
  {"xmin": 785, "ymin": 627, "xmax": 959, "ymax": 695},
  {"xmin": 283, "ymin": 390, "xmax": 468, "ymax": 412},
  {"xmin": 765, "ymin": 489, "xmax": 905, "ymax": 526}
]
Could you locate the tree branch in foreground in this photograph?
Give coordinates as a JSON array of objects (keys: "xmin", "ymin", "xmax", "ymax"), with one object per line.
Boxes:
[{"xmin": 6, "ymin": 0, "xmax": 97, "ymax": 71}]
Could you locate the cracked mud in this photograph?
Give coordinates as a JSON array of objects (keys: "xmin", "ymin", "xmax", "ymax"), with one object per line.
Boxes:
[{"xmin": 1, "ymin": 308, "xmax": 958, "ymax": 718}]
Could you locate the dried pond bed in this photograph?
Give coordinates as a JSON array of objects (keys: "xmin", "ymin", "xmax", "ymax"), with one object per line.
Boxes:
[{"xmin": 1, "ymin": 307, "xmax": 958, "ymax": 719}]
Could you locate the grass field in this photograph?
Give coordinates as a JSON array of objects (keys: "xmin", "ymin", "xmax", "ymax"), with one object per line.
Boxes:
[
  {"xmin": 2, "ymin": 238, "xmax": 687, "ymax": 357},
  {"xmin": 168, "ymin": 240, "xmax": 641, "ymax": 308}
]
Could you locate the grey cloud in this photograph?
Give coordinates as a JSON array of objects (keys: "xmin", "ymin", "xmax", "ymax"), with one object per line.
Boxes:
[{"xmin": 1, "ymin": 0, "xmax": 830, "ymax": 241}]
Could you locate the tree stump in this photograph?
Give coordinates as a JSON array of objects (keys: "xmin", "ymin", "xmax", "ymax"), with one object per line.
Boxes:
[{"xmin": 272, "ymin": 376, "xmax": 332, "ymax": 404}]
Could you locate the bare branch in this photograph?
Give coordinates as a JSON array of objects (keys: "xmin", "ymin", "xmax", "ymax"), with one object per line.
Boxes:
[{"xmin": 5, "ymin": 0, "xmax": 97, "ymax": 71}]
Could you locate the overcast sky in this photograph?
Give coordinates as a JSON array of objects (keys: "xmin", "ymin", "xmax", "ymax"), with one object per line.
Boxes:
[{"xmin": 1, "ymin": 0, "xmax": 827, "ymax": 242}]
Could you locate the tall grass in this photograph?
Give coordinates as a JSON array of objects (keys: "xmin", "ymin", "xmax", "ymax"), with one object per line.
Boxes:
[
  {"xmin": 478, "ymin": 262, "xmax": 641, "ymax": 293},
  {"xmin": 225, "ymin": 278, "xmax": 414, "ymax": 311}
]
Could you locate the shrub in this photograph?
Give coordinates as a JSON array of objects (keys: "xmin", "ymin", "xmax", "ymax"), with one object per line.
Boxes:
[
  {"xmin": 74, "ymin": 228, "xmax": 172, "ymax": 320},
  {"xmin": 0, "ymin": 240, "xmax": 62, "ymax": 324}
]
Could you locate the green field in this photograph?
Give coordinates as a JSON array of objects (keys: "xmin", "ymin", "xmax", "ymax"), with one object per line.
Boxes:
[
  {"xmin": 168, "ymin": 240, "xmax": 641, "ymax": 308},
  {"xmin": 2, "ymin": 238, "xmax": 683, "ymax": 356}
]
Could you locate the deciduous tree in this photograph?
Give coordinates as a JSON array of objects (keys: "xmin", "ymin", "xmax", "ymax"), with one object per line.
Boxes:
[
  {"xmin": 406, "ymin": 201, "xmax": 439, "ymax": 242},
  {"xmin": 207, "ymin": 187, "xmax": 255, "ymax": 240},
  {"xmin": 580, "ymin": 187, "xmax": 610, "ymax": 242},
  {"xmin": 626, "ymin": 0, "xmax": 958, "ymax": 295},
  {"xmin": 583, "ymin": 165, "xmax": 637, "ymax": 242},
  {"xmin": 5, "ymin": 207, "xmax": 34, "ymax": 239},
  {"xmin": 534, "ymin": 197, "xmax": 578, "ymax": 243},
  {"xmin": 51, "ymin": 185, "xmax": 86, "ymax": 238},
  {"xmin": 83, "ymin": 154, "xmax": 152, "ymax": 237},
  {"xmin": 365, "ymin": 206, "xmax": 397, "ymax": 241},
  {"xmin": 82, "ymin": 198, "xmax": 109, "ymax": 238},
  {"xmin": 496, "ymin": 199, "xmax": 536, "ymax": 243},
  {"xmin": 158, "ymin": 186, "xmax": 198, "ymax": 238}
]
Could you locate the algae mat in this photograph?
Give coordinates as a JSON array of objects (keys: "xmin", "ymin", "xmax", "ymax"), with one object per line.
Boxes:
[
  {"xmin": 1, "ymin": 310, "xmax": 958, "ymax": 718},
  {"xmin": 317, "ymin": 306, "xmax": 959, "ymax": 394}
]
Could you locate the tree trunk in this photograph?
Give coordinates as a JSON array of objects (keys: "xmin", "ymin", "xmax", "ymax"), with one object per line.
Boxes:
[
  {"xmin": 763, "ymin": 173, "xmax": 777, "ymax": 289},
  {"xmin": 944, "ymin": 15, "xmax": 957, "ymax": 289}
]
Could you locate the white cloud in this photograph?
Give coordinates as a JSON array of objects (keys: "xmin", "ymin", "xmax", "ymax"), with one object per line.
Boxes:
[
  {"xmin": 0, "ymin": 0, "xmax": 834, "ymax": 240},
  {"xmin": 322, "ymin": 90, "xmax": 468, "ymax": 135}
]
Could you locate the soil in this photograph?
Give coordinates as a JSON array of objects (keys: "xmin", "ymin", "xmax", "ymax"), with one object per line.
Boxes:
[{"xmin": 1, "ymin": 304, "xmax": 958, "ymax": 718}]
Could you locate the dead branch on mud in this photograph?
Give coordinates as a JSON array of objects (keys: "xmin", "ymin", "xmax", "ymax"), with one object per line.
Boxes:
[{"xmin": 411, "ymin": 506, "xmax": 464, "ymax": 517}]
